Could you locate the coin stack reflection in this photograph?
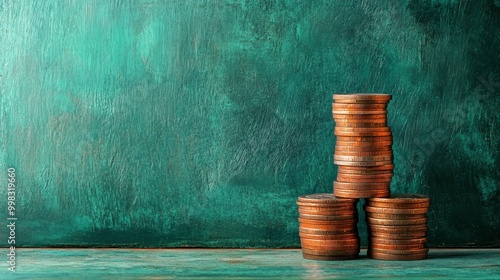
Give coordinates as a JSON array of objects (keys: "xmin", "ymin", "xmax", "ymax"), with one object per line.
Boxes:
[
  {"xmin": 297, "ymin": 194, "xmax": 359, "ymax": 260},
  {"xmin": 365, "ymin": 194, "xmax": 430, "ymax": 260},
  {"xmin": 332, "ymin": 94, "xmax": 393, "ymax": 199}
]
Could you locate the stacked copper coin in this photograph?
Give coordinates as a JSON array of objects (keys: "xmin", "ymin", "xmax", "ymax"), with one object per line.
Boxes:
[
  {"xmin": 365, "ymin": 194, "xmax": 430, "ymax": 260},
  {"xmin": 332, "ymin": 94, "xmax": 393, "ymax": 198},
  {"xmin": 297, "ymin": 194, "xmax": 359, "ymax": 260}
]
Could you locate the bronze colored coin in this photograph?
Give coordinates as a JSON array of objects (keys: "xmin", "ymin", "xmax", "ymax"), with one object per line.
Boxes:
[
  {"xmin": 333, "ymin": 114, "xmax": 387, "ymax": 120},
  {"xmin": 301, "ymin": 237, "xmax": 360, "ymax": 246},
  {"xmin": 335, "ymin": 141, "xmax": 393, "ymax": 148},
  {"xmin": 297, "ymin": 193, "xmax": 357, "ymax": 204},
  {"xmin": 369, "ymin": 237, "xmax": 427, "ymax": 245},
  {"xmin": 366, "ymin": 201, "xmax": 430, "ymax": 209},
  {"xmin": 299, "ymin": 209, "xmax": 358, "ymax": 216},
  {"xmin": 301, "ymin": 248, "xmax": 359, "ymax": 256},
  {"xmin": 298, "ymin": 205, "xmax": 358, "ymax": 212},
  {"xmin": 366, "ymin": 212, "xmax": 426, "ymax": 220},
  {"xmin": 370, "ymin": 232, "xmax": 427, "ymax": 239},
  {"xmin": 299, "ymin": 213, "xmax": 357, "ymax": 221},
  {"xmin": 299, "ymin": 227, "xmax": 358, "ymax": 235},
  {"xmin": 334, "ymin": 154, "xmax": 393, "ymax": 162},
  {"xmin": 369, "ymin": 242, "xmax": 426, "ymax": 250},
  {"xmin": 300, "ymin": 224, "xmax": 358, "ymax": 232},
  {"xmin": 302, "ymin": 253, "xmax": 359, "ymax": 261},
  {"xmin": 299, "ymin": 232, "xmax": 359, "ymax": 240},
  {"xmin": 367, "ymin": 194, "xmax": 430, "ymax": 205},
  {"xmin": 333, "ymin": 94, "xmax": 392, "ymax": 102},
  {"xmin": 334, "ymin": 181, "xmax": 390, "ymax": 189},
  {"xmin": 332, "ymin": 109, "xmax": 387, "ymax": 116},
  {"xmin": 366, "ymin": 217, "xmax": 427, "ymax": 226},
  {"xmin": 334, "ymin": 130, "xmax": 392, "ymax": 137},
  {"xmin": 335, "ymin": 122, "xmax": 388, "ymax": 128},
  {"xmin": 334, "ymin": 117, "xmax": 388, "ymax": 124},
  {"xmin": 364, "ymin": 206, "xmax": 428, "ymax": 215},
  {"xmin": 335, "ymin": 127, "xmax": 391, "ymax": 133},
  {"xmin": 368, "ymin": 251, "xmax": 428, "ymax": 261},
  {"xmin": 368, "ymin": 224, "xmax": 428, "ymax": 231},
  {"xmin": 297, "ymin": 201, "xmax": 358, "ymax": 208},
  {"xmin": 336, "ymin": 136, "xmax": 393, "ymax": 142},
  {"xmin": 337, "ymin": 173, "xmax": 394, "ymax": 179},
  {"xmin": 301, "ymin": 244, "xmax": 360, "ymax": 251},
  {"xmin": 335, "ymin": 145, "xmax": 392, "ymax": 152},
  {"xmin": 336, "ymin": 177, "xmax": 392, "ymax": 184},
  {"xmin": 338, "ymin": 164, "xmax": 394, "ymax": 172},
  {"xmin": 298, "ymin": 218, "xmax": 358, "ymax": 226},
  {"xmin": 369, "ymin": 247, "xmax": 429, "ymax": 255},
  {"xmin": 334, "ymin": 189, "xmax": 390, "ymax": 199},
  {"xmin": 332, "ymin": 103, "xmax": 387, "ymax": 109},
  {"xmin": 334, "ymin": 160, "xmax": 394, "ymax": 167},
  {"xmin": 334, "ymin": 150, "xmax": 393, "ymax": 157}
]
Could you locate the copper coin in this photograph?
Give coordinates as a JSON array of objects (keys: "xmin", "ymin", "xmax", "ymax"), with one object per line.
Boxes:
[
  {"xmin": 334, "ymin": 150, "xmax": 393, "ymax": 157},
  {"xmin": 333, "ymin": 94, "xmax": 392, "ymax": 102},
  {"xmin": 367, "ymin": 194, "xmax": 430, "ymax": 204},
  {"xmin": 366, "ymin": 212, "xmax": 426, "ymax": 220},
  {"xmin": 369, "ymin": 242, "xmax": 426, "ymax": 250},
  {"xmin": 332, "ymin": 103, "xmax": 388, "ymax": 109},
  {"xmin": 299, "ymin": 232, "xmax": 359, "ymax": 240},
  {"xmin": 300, "ymin": 224, "xmax": 358, "ymax": 232},
  {"xmin": 337, "ymin": 173, "xmax": 394, "ymax": 179},
  {"xmin": 334, "ymin": 181, "xmax": 390, "ymax": 189},
  {"xmin": 334, "ymin": 130, "xmax": 392, "ymax": 137},
  {"xmin": 299, "ymin": 227, "xmax": 358, "ymax": 235},
  {"xmin": 338, "ymin": 164, "xmax": 394, "ymax": 173},
  {"xmin": 369, "ymin": 247, "xmax": 429, "ymax": 255},
  {"xmin": 366, "ymin": 217, "xmax": 427, "ymax": 226},
  {"xmin": 368, "ymin": 251, "xmax": 428, "ymax": 261},
  {"xmin": 336, "ymin": 136, "xmax": 393, "ymax": 142},
  {"xmin": 334, "ymin": 117, "xmax": 388, "ymax": 124},
  {"xmin": 333, "ymin": 114, "xmax": 387, "ymax": 120},
  {"xmin": 334, "ymin": 190, "xmax": 390, "ymax": 199},
  {"xmin": 301, "ymin": 248, "xmax": 359, "ymax": 256},
  {"xmin": 334, "ymin": 160, "xmax": 394, "ymax": 167},
  {"xmin": 335, "ymin": 145, "xmax": 392, "ymax": 152},
  {"xmin": 366, "ymin": 201, "xmax": 430, "ymax": 209},
  {"xmin": 364, "ymin": 206, "xmax": 428, "ymax": 214},
  {"xmin": 332, "ymin": 109, "xmax": 387, "ymax": 116},
  {"xmin": 369, "ymin": 237, "xmax": 427, "ymax": 245},
  {"xmin": 299, "ymin": 209, "xmax": 358, "ymax": 216},
  {"xmin": 336, "ymin": 177, "xmax": 393, "ymax": 184},
  {"xmin": 299, "ymin": 213, "xmax": 357, "ymax": 221},
  {"xmin": 335, "ymin": 122, "xmax": 388, "ymax": 128},
  {"xmin": 298, "ymin": 205, "xmax": 358, "ymax": 212},
  {"xmin": 301, "ymin": 238, "xmax": 360, "ymax": 246},
  {"xmin": 301, "ymin": 244, "xmax": 361, "ymax": 251},
  {"xmin": 369, "ymin": 232, "xmax": 427, "ymax": 239},
  {"xmin": 297, "ymin": 193, "xmax": 357, "ymax": 204},
  {"xmin": 298, "ymin": 218, "xmax": 358, "ymax": 226},
  {"xmin": 335, "ymin": 127, "xmax": 391, "ymax": 133},
  {"xmin": 297, "ymin": 201, "xmax": 358, "ymax": 208},
  {"xmin": 368, "ymin": 224, "xmax": 428, "ymax": 232},
  {"xmin": 302, "ymin": 253, "xmax": 359, "ymax": 261}
]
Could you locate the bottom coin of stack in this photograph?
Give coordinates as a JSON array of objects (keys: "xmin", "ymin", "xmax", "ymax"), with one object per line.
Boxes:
[
  {"xmin": 297, "ymin": 193, "xmax": 359, "ymax": 260},
  {"xmin": 364, "ymin": 194, "xmax": 430, "ymax": 261}
]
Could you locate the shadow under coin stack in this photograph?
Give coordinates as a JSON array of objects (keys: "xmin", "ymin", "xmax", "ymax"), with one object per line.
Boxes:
[
  {"xmin": 365, "ymin": 194, "xmax": 430, "ymax": 260},
  {"xmin": 332, "ymin": 94, "xmax": 393, "ymax": 198},
  {"xmin": 297, "ymin": 194, "xmax": 359, "ymax": 260}
]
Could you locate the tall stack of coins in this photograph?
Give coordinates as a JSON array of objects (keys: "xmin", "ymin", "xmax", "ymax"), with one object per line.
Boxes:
[
  {"xmin": 365, "ymin": 194, "xmax": 430, "ymax": 260},
  {"xmin": 332, "ymin": 94, "xmax": 394, "ymax": 199},
  {"xmin": 297, "ymin": 194, "xmax": 359, "ymax": 260}
]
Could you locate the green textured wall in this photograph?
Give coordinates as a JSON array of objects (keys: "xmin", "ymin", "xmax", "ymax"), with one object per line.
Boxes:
[{"xmin": 0, "ymin": 0, "xmax": 499, "ymax": 248}]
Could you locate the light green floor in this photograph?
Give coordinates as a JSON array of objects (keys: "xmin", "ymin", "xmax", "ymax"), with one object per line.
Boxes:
[{"xmin": 2, "ymin": 249, "xmax": 499, "ymax": 279}]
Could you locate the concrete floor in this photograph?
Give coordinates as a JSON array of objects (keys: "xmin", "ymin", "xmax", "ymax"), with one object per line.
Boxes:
[{"xmin": 2, "ymin": 248, "xmax": 499, "ymax": 279}]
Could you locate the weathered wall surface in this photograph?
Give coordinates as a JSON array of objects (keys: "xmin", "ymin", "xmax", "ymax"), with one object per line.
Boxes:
[{"xmin": 0, "ymin": 0, "xmax": 498, "ymax": 247}]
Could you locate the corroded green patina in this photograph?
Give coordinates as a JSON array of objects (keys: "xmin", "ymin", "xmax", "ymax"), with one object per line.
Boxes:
[{"xmin": 0, "ymin": 0, "xmax": 498, "ymax": 247}]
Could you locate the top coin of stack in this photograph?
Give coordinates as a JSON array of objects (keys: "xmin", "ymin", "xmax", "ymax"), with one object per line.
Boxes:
[{"xmin": 332, "ymin": 94, "xmax": 393, "ymax": 199}]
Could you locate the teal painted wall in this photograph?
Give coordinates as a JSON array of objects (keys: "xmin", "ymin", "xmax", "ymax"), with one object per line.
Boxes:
[{"xmin": 0, "ymin": 0, "xmax": 498, "ymax": 247}]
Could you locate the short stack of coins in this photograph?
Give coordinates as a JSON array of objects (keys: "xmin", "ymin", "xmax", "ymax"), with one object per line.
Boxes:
[
  {"xmin": 365, "ymin": 194, "xmax": 430, "ymax": 261},
  {"xmin": 297, "ymin": 194, "xmax": 359, "ymax": 260},
  {"xmin": 332, "ymin": 94, "xmax": 394, "ymax": 199}
]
